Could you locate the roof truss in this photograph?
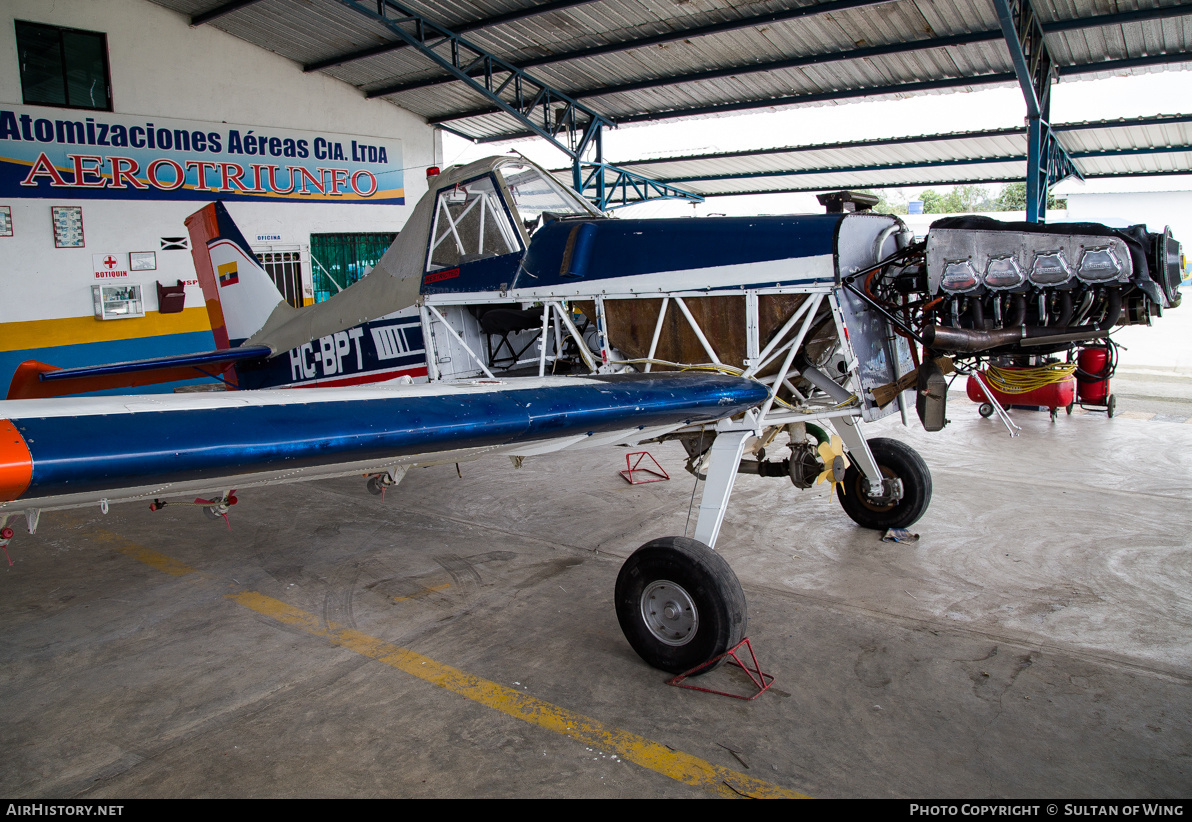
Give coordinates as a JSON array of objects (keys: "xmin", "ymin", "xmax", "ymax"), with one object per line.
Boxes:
[{"xmin": 585, "ymin": 115, "xmax": 1192, "ymax": 201}]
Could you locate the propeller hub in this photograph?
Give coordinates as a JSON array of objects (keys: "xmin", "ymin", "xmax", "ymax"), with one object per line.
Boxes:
[{"xmin": 831, "ymin": 455, "xmax": 847, "ymax": 482}]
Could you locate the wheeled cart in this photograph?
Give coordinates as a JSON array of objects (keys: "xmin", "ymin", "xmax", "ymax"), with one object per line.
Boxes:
[{"xmin": 967, "ymin": 367, "xmax": 1077, "ymax": 422}]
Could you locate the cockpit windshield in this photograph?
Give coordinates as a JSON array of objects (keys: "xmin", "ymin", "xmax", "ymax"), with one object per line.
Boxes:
[{"xmin": 499, "ymin": 162, "xmax": 598, "ymax": 229}]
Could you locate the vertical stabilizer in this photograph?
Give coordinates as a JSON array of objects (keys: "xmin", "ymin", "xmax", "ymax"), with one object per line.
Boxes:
[{"xmin": 186, "ymin": 202, "xmax": 285, "ymax": 348}]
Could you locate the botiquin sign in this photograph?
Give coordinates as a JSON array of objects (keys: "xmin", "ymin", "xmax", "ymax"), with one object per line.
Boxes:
[{"xmin": 0, "ymin": 105, "xmax": 404, "ymax": 205}]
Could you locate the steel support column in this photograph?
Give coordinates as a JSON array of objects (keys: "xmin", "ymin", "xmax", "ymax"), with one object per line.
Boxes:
[{"xmin": 992, "ymin": 0, "xmax": 1082, "ymax": 222}]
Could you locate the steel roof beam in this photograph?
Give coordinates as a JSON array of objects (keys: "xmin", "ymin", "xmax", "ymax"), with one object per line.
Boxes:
[
  {"xmin": 1070, "ymin": 145, "xmax": 1192, "ymax": 161},
  {"xmin": 695, "ymin": 165, "xmax": 1191, "ymax": 196},
  {"xmin": 661, "ymin": 146, "xmax": 1191, "ymax": 194},
  {"xmin": 369, "ymin": 0, "xmax": 899, "ymax": 97},
  {"xmin": 688, "ymin": 176, "xmax": 1018, "ymax": 196},
  {"xmin": 302, "ymin": 0, "xmax": 599, "ymax": 73},
  {"xmin": 331, "ymin": 0, "xmax": 611, "ymax": 161},
  {"xmin": 467, "ymin": 50, "xmax": 1191, "ymax": 140},
  {"xmin": 425, "ymin": 31, "xmax": 1003, "ymax": 118},
  {"xmin": 610, "ymin": 114, "xmax": 1192, "ymax": 168},
  {"xmin": 656, "ymin": 155, "xmax": 1029, "ymax": 184},
  {"xmin": 1077, "ymin": 169, "xmax": 1192, "ymax": 180},
  {"xmin": 1054, "ymin": 112, "xmax": 1192, "ymax": 132},
  {"xmin": 1059, "ymin": 52, "xmax": 1192, "ymax": 76},
  {"xmin": 190, "ymin": 0, "xmax": 266, "ymax": 26},
  {"xmin": 365, "ymin": 1, "xmax": 1191, "ymax": 103},
  {"xmin": 328, "ymin": 1, "xmax": 692, "ymax": 210},
  {"xmin": 1041, "ymin": 5, "xmax": 1192, "ymax": 34},
  {"xmin": 621, "ymin": 128, "xmax": 1027, "ymax": 166},
  {"xmin": 465, "ymin": 73, "xmax": 1019, "ymax": 136}
]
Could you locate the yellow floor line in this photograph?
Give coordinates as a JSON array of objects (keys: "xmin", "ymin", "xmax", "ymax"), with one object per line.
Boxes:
[
  {"xmin": 227, "ymin": 590, "xmax": 806, "ymax": 799},
  {"xmin": 88, "ymin": 527, "xmax": 198, "ymax": 577},
  {"xmin": 86, "ymin": 522, "xmax": 806, "ymax": 798}
]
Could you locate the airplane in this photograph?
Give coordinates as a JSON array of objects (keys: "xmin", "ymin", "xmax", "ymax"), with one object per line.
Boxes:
[{"xmin": 1, "ymin": 156, "xmax": 1183, "ymax": 675}]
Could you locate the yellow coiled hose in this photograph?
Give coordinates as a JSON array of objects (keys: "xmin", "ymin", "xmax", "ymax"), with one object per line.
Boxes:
[{"xmin": 983, "ymin": 362, "xmax": 1077, "ymax": 395}]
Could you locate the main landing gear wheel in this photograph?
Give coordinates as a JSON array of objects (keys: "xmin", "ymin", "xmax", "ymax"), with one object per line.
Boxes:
[
  {"xmin": 838, "ymin": 437, "xmax": 932, "ymax": 531},
  {"xmin": 615, "ymin": 537, "xmax": 747, "ymax": 675}
]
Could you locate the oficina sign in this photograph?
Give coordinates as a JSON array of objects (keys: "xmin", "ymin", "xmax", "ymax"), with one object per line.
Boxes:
[{"xmin": 0, "ymin": 105, "xmax": 404, "ymax": 205}]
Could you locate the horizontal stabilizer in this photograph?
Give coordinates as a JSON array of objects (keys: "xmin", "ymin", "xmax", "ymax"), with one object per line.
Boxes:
[{"xmin": 6, "ymin": 346, "xmax": 272, "ymax": 400}]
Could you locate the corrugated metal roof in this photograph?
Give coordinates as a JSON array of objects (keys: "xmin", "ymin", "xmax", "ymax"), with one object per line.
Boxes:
[
  {"xmin": 148, "ymin": 0, "xmax": 1192, "ymax": 144},
  {"xmin": 566, "ymin": 114, "xmax": 1192, "ymax": 198}
]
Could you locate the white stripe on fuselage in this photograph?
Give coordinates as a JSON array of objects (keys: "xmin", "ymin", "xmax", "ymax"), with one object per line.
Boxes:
[{"xmin": 0, "ymin": 375, "xmax": 622, "ymax": 420}]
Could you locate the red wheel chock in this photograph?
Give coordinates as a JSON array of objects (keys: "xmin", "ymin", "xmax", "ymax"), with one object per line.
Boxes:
[
  {"xmin": 666, "ymin": 637, "xmax": 774, "ymax": 700},
  {"xmin": 619, "ymin": 451, "xmax": 670, "ymax": 484}
]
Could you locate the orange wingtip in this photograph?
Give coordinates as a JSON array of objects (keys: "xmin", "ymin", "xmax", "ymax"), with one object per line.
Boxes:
[{"xmin": 0, "ymin": 419, "xmax": 32, "ymax": 502}]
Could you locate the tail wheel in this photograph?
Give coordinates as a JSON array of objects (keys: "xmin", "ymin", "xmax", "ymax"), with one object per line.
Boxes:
[
  {"xmin": 615, "ymin": 537, "xmax": 747, "ymax": 675},
  {"xmin": 837, "ymin": 437, "xmax": 932, "ymax": 530}
]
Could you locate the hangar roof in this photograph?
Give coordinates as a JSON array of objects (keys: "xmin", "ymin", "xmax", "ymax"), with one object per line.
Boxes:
[
  {"xmin": 150, "ymin": 0, "xmax": 1192, "ymax": 144},
  {"xmin": 598, "ymin": 113, "xmax": 1192, "ymax": 197}
]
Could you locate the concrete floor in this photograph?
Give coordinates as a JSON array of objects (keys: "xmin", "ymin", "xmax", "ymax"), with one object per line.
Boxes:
[{"xmin": 2, "ymin": 375, "xmax": 1191, "ymax": 798}]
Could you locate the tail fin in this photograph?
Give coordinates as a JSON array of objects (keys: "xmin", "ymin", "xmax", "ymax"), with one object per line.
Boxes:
[{"xmin": 186, "ymin": 202, "xmax": 285, "ymax": 349}]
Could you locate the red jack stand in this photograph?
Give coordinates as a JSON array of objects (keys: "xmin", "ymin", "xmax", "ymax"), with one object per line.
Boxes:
[
  {"xmin": 619, "ymin": 451, "xmax": 670, "ymax": 484},
  {"xmin": 667, "ymin": 638, "xmax": 774, "ymax": 700},
  {"xmin": 0, "ymin": 525, "xmax": 13, "ymax": 566}
]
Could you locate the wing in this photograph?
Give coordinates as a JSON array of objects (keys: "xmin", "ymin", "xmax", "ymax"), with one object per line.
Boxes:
[{"xmin": 0, "ymin": 373, "xmax": 768, "ymax": 514}]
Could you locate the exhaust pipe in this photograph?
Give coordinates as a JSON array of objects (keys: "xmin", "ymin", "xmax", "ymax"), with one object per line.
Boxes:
[{"xmin": 924, "ymin": 324, "xmax": 1109, "ymax": 353}]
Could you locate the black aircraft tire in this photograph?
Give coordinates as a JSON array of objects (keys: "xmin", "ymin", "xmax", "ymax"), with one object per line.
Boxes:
[
  {"xmin": 615, "ymin": 537, "xmax": 747, "ymax": 675},
  {"xmin": 837, "ymin": 438, "xmax": 932, "ymax": 531}
]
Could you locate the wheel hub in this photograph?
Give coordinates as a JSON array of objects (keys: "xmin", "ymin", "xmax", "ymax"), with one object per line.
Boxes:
[{"xmin": 641, "ymin": 580, "xmax": 699, "ymax": 647}]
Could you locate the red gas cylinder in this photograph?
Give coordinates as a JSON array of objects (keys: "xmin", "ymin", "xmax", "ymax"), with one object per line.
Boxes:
[{"xmin": 1077, "ymin": 345, "xmax": 1112, "ymax": 404}]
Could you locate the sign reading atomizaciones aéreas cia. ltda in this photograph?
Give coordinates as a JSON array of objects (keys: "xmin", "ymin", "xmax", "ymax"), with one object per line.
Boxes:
[{"xmin": 0, "ymin": 105, "xmax": 404, "ymax": 205}]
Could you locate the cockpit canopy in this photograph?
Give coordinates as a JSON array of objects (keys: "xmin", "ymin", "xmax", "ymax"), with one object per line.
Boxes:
[{"xmin": 426, "ymin": 159, "xmax": 600, "ymax": 274}]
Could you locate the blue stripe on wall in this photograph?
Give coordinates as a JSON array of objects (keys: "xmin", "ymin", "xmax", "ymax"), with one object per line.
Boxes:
[{"xmin": 1, "ymin": 330, "xmax": 220, "ymax": 397}]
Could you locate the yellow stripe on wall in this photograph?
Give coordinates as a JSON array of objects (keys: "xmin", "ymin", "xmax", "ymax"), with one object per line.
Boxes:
[{"xmin": 0, "ymin": 307, "xmax": 212, "ymax": 352}]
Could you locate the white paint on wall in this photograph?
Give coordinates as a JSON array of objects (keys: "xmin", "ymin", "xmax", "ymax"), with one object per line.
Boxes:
[{"xmin": 0, "ymin": 0, "xmax": 438, "ymax": 326}]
